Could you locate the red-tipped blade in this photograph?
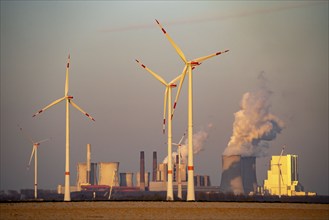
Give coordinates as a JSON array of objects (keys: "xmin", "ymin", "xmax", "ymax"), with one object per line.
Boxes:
[{"xmin": 155, "ymin": 19, "xmax": 187, "ymax": 64}]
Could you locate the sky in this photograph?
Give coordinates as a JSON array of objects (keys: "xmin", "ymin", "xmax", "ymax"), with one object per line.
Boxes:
[{"xmin": 1, "ymin": 1, "xmax": 328, "ymax": 195}]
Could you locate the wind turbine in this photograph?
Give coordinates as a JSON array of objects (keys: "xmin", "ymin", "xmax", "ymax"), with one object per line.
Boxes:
[
  {"xmin": 19, "ymin": 126, "xmax": 50, "ymax": 199},
  {"xmin": 155, "ymin": 19, "xmax": 229, "ymax": 201},
  {"xmin": 135, "ymin": 59, "xmax": 182, "ymax": 201},
  {"xmin": 272, "ymin": 145, "xmax": 285, "ymax": 198},
  {"xmin": 172, "ymin": 130, "xmax": 187, "ymax": 200},
  {"xmin": 32, "ymin": 55, "xmax": 95, "ymax": 201}
]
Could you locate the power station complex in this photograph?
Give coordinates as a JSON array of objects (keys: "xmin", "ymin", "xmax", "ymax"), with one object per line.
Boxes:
[
  {"xmin": 219, "ymin": 154, "xmax": 315, "ymax": 196},
  {"xmin": 57, "ymin": 145, "xmax": 315, "ymax": 197}
]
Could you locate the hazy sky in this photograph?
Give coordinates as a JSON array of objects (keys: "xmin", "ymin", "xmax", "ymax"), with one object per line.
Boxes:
[{"xmin": 1, "ymin": 1, "xmax": 328, "ymax": 195}]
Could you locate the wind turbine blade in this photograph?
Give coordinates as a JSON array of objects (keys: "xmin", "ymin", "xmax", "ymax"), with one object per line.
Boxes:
[
  {"xmin": 278, "ymin": 145, "xmax": 285, "ymax": 164},
  {"xmin": 36, "ymin": 138, "xmax": 51, "ymax": 144},
  {"xmin": 169, "ymin": 74, "xmax": 182, "ymax": 85},
  {"xmin": 69, "ymin": 100, "xmax": 95, "ymax": 121},
  {"xmin": 171, "ymin": 66, "xmax": 188, "ymax": 119},
  {"xmin": 18, "ymin": 125, "xmax": 35, "ymax": 144},
  {"xmin": 65, "ymin": 54, "xmax": 70, "ymax": 96},
  {"xmin": 28, "ymin": 145, "xmax": 36, "ymax": 168},
  {"xmin": 163, "ymin": 87, "xmax": 168, "ymax": 134},
  {"xmin": 178, "ymin": 129, "xmax": 187, "ymax": 145},
  {"xmin": 155, "ymin": 19, "xmax": 187, "ymax": 64},
  {"xmin": 193, "ymin": 49, "xmax": 229, "ymax": 63},
  {"xmin": 33, "ymin": 97, "xmax": 66, "ymax": 117},
  {"xmin": 135, "ymin": 59, "xmax": 168, "ymax": 86}
]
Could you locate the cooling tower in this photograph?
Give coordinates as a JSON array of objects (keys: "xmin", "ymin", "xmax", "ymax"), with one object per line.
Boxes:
[
  {"xmin": 98, "ymin": 162, "xmax": 119, "ymax": 187},
  {"xmin": 140, "ymin": 151, "xmax": 145, "ymax": 191},
  {"xmin": 77, "ymin": 162, "xmax": 98, "ymax": 187},
  {"xmin": 120, "ymin": 172, "xmax": 134, "ymax": 187},
  {"xmin": 90, "ymin": 163, "xmax": 98, "ymax": 185},
  {"xmin": 219, "ymin": 155, "xmax": 244, "ymax": 195},
  {"xmin": 77, "ymin": 163, "xmax": 87, "ymax": 189},
  {"xmin": 136, "ymin": 172, "xmax": 150, "ymax": 188},
  {"xmin": 153, "ymin": 151, "xmax": 157, "ymax": 182},
  {"xmin": 241, "ymin": 157, "xmax": 258, "ymax": 195}
]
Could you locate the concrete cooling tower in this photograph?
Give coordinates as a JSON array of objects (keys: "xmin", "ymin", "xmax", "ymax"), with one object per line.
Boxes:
[
  {"xmin": 77, "ymin": 162, "xmax": 98, "ymax": 188},
  {"xmin": 136, "ymin": 172, "xmax": 150, "ymax": 188},
  {"xmin": 219, "ymin": 155, "xmax": 257, "ymax": 195},
  {"xmin": 241, "ymin": 157, "xmax": 258, "ymax": 195},
  {"xmin": 120, "ymin": 172, "xmax": 134, "ymax": 187},
  {"xmin": 219, "ymin": 155, "xmax": 244, "ymax": 194},
  {"xmin": 98, "ymin": 162, "xmax": 119, "ymax": 187}
]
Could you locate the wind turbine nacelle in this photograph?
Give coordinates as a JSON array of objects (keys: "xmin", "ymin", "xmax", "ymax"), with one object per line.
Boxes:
[
  {"xmin": 191, "ymin": 61, "xmax": 201, "ymax": 66},
  {"xmin": 67, "ymin": 96, "xmax": 73, "ymax": 99},
  {"xmin": 170, "ymin": 84, "xmax": 177, "ymax": 88}
]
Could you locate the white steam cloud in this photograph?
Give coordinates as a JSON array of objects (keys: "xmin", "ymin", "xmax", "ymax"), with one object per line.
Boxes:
[
  {"xmin": 223, "ymin": 74, "xmax": 285, "ymax": 157},
  {"xmin": 162, "ymin": 123, "xmax": 212, "ymax": 164}
]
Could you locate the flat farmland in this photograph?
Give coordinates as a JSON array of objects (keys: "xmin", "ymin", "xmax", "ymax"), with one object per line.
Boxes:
[{"xmin": 1, "ymin": 201, "xmax": 328, "ymax": 220}]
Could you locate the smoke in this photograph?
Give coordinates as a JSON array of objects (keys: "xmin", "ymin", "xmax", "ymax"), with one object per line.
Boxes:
[
  {"xmin": 162, "ymin": 123, "xmax": 212, "ymax": 164},
  {"xmin": 223, "ymin": 74, "xmax": 284, "ymax": 157}
]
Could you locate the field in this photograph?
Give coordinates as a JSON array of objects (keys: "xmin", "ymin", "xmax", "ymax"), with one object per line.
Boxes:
[{"xmin": 1, "ymin": 201, "xmax": 328, "ymax": 220}]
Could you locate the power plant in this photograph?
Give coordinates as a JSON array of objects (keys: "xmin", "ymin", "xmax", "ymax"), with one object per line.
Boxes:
[
  {"xmin": 59, "ymin": 146, "xmax": 215, "ymax": 198},
  {"xmin": 56, "ymin": 143, "xmax": 316, "ymax": 199},
  {"xmin": 263, "ymin": 154, "xmax": 315, "ymax": 196}
]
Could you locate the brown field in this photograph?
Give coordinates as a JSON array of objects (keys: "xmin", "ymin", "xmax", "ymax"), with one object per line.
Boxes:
[{"xmin": 1, "ymin": 201, "xmax": 328, "ymax": 220}]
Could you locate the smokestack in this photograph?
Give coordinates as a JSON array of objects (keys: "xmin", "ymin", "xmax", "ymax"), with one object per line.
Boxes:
[
  {"xmin": 140, "ymin": 151, "xmax": 145, "ymax": 191},
  {"xmin": 152, "ymin": 151, "xmax": 157, "ymax": 182},
  {"xmin": 86, "ymin": 144, "xmax": 91, "ymax": 184},
  {"xmin": 219, "ymin": 155, "xmax": 244, "ymax": 195},
  {"xmin": 241, "ymin": 157, "xmax": 257, "ymax": 195}
]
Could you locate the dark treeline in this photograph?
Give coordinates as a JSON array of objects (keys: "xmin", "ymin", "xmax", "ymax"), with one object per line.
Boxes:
[{"xmin": 1, "ymin": 190, "xmax": 328, "ymax": 204}]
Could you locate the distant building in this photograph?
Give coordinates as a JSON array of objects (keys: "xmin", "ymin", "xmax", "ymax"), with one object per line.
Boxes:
[{"xmin": 263, "ymin": 154, "xmax": 316, "ymax": 196}]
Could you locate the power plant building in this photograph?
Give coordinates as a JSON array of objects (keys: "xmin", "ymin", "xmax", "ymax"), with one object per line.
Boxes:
[
  {"xmin": 136, "ymin": 172, "xmax": 150, "ymax": 188},
  {"xmin": 263, "ymin": 154, "xmax": 314, "ymax": 196}
]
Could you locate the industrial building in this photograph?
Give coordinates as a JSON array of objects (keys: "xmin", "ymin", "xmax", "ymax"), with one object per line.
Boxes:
[
  {"xmin": 263, "ymin": 154, "xmax": 315, "ymax": 196},
  {"xmin": 148, "ymin": 151, "xmax": 213, "ymax": 191}
]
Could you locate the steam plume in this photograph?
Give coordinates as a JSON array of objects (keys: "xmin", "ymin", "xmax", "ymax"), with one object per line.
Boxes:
[
  {"xmin": 223, "ymin": 74, "xmax": 284, "ymax": 157},
  {"xmin": 163, "ymin": 123, "xmax": 212, "ymax": 164}
]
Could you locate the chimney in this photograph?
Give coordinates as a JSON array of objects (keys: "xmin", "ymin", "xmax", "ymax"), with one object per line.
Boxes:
[
  {"xmin": 86, "ymin": 144, "xmax": 91, "ymax": 184},
  {"xmin": 140, "ymin": 151, "xmax": 145, "ymax": 191},
  {"xmin": 219, "ymin": 155, "xmax": 244, "ymax": 195},
  {"xmin": 152, "ymin": 151, "xmax": 157, "ymax": 182}
]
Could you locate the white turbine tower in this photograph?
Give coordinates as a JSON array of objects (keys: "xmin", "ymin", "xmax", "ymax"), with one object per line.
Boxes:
[
  {"xmin": 155, "ymin": 19, "xmax": 229, "ymax": 201},
  {"xmin": 172, "ymin": 130, "xmax": 187, "ymax": 200},
  {"xmin": 19, "ymin": 126, "xmax": 50, "ymax": 199},
  {"xmin": 272, "ymin": 145, "xmax": 285, "ymax": 198},
  {"xmin": 135, "ymin": 59, "xmax": 182, "ymax": 201},
  {"xmin": 33, "ymin": 55, "xmax": 95, "ymax": 201}
]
